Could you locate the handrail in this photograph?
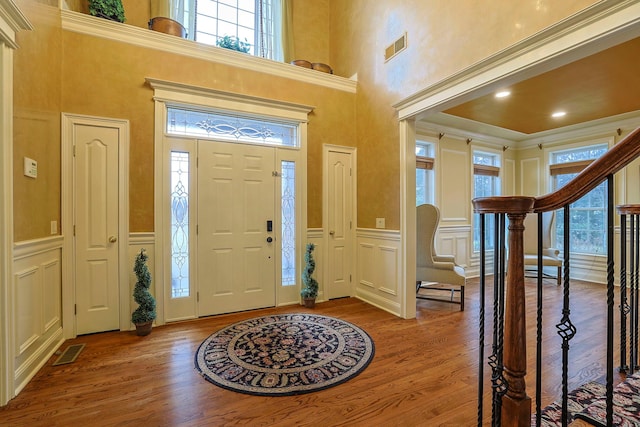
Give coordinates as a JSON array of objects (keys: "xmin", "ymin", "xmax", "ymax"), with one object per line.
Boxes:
[
  {"xmin": 473, "ymin": 127, "xmax": 640, "ymax": 215},
  {"xmin": 536, "ymin": 127, "xmax": 640, "ymax": 212}
]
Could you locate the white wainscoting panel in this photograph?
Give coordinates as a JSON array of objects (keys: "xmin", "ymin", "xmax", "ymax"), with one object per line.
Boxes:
[
  {"xmin": 355, "ymin": 229, "xmax": 402, "ymax": 316},
  {"xmin": 437, "ymin": 225, "xmax": 470, "ymax": 269},
  {"xmin": 568, "ymin": 253, "xmax": 607, "ymax": 284},
  {"xmin": 12, "ymin": 236, "xmax": 64, "ymax": 395}
]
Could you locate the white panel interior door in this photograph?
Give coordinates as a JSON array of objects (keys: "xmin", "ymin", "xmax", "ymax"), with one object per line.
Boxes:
[
  {"xmin": 197, "ymin": 141, "xmax": 276, "ymax": 316},
  {"xmin": 327, "ymin": 150, "xmax": 353, "ymax": 299},
  {"xmin": 75, "ymin": 124, "xmax": 120, "ymax": 334}
]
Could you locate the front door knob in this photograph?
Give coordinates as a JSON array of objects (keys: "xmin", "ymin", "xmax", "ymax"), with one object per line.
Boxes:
[
  {"xmin": 109, "ymin": 236, "xmax": 117, "ymax": 243},
  {"xmin": 266, "ymin": 236, "xmax": 273, "ymax": 243}
]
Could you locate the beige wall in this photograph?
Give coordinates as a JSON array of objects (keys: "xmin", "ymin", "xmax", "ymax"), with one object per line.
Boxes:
[
  {"xmin": 13, "ymin": 0, "xmax": 605, "ymax": 239},
  {"xmin": 13, "ymin": 0, "xmax": 353, "ymax": 239},
  {"xmin": 291, "ymin": 0, "xmax": 331, "ymax": 67},
  {"xmin": 330, "ymin": 0, "xmax": 597, "ymax": 229},
  {"xmin": 14, "ymin": 1, "xmax": 62, "ymax": 242}
]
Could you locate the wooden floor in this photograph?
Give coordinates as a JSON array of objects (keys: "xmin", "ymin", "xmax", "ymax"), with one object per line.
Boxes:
[{"xmin": 0, "ymin": 277, "xmax": 625, "ymax": 426}]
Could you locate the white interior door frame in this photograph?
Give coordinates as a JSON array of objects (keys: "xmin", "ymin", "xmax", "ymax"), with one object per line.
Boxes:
[
  {"xmin": 0, "ymin": 0, "xmax": 32, "ymax": 406},
  {"xmin": 61, "ymin": 113, "xmax": 130, "ymax": 338},
  {"xmin": 322, "ymin": 144, "xmax": 356, "ymax": 300}
]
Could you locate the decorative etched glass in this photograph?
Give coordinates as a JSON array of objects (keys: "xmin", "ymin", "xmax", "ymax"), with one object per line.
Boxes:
[
  {"xmin": 281, "ymin": 161, "xmax": 296, "ymax": 286},
  {"xmin": 170, "ymin": 151, "xmax": 190, "ymax": 298},
  {"xmin": 167, "ymin": 107, "xmax": 298, "ymax": 147}
]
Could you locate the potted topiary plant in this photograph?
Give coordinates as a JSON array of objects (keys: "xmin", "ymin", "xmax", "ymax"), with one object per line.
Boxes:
[
  {"xmin": 216, "ymin": 35, "xmax": 251, "ymax": 53},
  {"xmin": 88, "ymin": 0, "xmax": 126, "ymax": 23},
  {"xmin": 132, "ymin": 248, "xmax": 156, "ymax": 336},
  {"xmin": 301, "ymin": 243, "xmax": 319, "ymax": 308}
]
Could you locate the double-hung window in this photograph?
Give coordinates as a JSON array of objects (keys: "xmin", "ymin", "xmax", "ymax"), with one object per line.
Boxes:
[
  {"xmin": 416, "ymin": 140, "xmax": 435, "ymax": 206},
  {"xmin": 174, "ymin": 0, "xmax": 284, "ymax": 61},
  {"xmin": 473, "ymin": 150, "xmax": 501, "ymax": 252},
  {"xmin": 550, "ymin": 144, "xmax": 608, "ymax": 254}
]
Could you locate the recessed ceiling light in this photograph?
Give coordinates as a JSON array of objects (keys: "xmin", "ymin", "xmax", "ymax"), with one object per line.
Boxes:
[
  {"xmin": 552, "ymin": 111, "xmax": 567, "ymax": 118},
  {"xmin": 495, "ymin": 91, "xmax": 511, "ymax": 98}
]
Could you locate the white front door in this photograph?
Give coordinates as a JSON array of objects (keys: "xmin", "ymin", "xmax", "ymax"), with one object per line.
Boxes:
[
  {"xmin": 326, "ymin": 148, "xmax": 354, "ymax": 299},
  {"xmin": 197, "ymin": 141, "xmax": 276, "ymax": 315},
  {"xmin": 74, "ymin": 123, "xmax": 121, "ymax": 334}
]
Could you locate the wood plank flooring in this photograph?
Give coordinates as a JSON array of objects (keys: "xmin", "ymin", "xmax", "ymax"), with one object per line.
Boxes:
[{"xmin": 0, "ymin": 278, "xmax": 624, "ymax": 426}]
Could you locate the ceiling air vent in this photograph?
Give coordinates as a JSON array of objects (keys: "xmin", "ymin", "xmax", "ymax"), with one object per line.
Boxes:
[{"xmin": 385, "ymin": 33, "xmax": 407, "ymax": 62}]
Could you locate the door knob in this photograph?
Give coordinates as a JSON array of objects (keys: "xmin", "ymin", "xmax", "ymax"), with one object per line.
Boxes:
[
  {"xmin": 266, "ymin": 236, "xmax": 273, "ymax": 243},
  {"xmin": 109, "ymin": 236, "xmax": 117, "ymax": 243},
  {"xmin": 329, "ymin": 230, "xmax": 335, "ymax": 236}
]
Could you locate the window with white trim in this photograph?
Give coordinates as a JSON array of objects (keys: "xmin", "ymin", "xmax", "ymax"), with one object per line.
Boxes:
[
  {"xmin": 175, "ymin": 0, "xmax": 283, "ymax": 61},
  {"xmin": 473, "ymin": 150, "xmax": 501, "ymax": 252},
  {"xmin": 416, "ymin": 140, "xmax": 435, "ymax": 206},
  {"xmin": 550, "ymin": 143, "xmax": 608, "ymax": 254}
]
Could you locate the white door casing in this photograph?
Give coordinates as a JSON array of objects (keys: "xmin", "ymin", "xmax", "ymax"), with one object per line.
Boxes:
[
  {"xmin": 0, "ymin": 0, "xmax": 32, "ymax": 407},
  {"xmin": 197, "ymin": 141, "xmax": 276, "ymax": 315},
  {"xmin": 324, "ymin": 146, "xmax": 356, "ymax": 299},
  {"xmin": 62, "ymin": 114, "xmax": 129, "ymax": 337}
]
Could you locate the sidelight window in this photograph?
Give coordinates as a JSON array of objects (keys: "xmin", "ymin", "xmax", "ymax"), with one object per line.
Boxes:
[
  {"xmin": 281, "ymin": 160, "xmax": 296, "ymax": 286},
  {"xmin": 170, "ymin": 151, "xmax": 191, "ymax": 298}
]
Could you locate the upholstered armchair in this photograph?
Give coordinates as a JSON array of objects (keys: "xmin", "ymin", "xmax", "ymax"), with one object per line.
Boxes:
[
  {"xmin": 523, "ymin": 212, "xmax": 562, "ymax": 285},
  {"xmin": 416, "ymin": 204, "xmax": 466, "ymax": 310}
]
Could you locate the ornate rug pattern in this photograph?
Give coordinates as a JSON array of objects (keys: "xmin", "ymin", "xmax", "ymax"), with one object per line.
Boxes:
[
  {"xmin": 538, "ymin": 371, "xmax": 640, "ymax": 426},
  {"xmin": 195, "ymin": 313, "xmax": 375, "ymax": 396}
]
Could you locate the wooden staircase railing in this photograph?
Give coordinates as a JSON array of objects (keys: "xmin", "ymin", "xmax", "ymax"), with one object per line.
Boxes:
[{"xmin": 472, "ymin": 127, "xmax": 640, "ymax": 427}]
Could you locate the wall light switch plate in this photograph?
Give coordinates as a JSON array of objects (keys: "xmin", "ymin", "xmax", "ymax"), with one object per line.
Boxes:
[
  {"xmin": 376, "ymin": 218, "xmax": 385, "ymax": 229},
  {"xmin": 24, "ymin": 157, "xmax": 37, "ymax": 178}
]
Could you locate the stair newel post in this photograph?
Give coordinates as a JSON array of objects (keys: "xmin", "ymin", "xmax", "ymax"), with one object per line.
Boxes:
[
  {"xmin": 473, "ymin": 196, "xmax": 535, "ymax": 427},
  {"xmin": 501, "ymin": 211, "xmax": 532, "ymax": 427}
]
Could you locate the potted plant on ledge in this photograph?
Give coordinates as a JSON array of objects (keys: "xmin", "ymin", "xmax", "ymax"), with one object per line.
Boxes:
[
  {"xmin": 88, "ymin": 0, "xmax": 126, "ymax": 23},
  {"xmin": 132, "ymin": 249, "xmax": 156, "ymax": 336},
  {"xmin": 216, "ymin": 35, "xmax": 251, "ymax": 53},
  {"xmin": 301, "ymin": 243, "xmax": 319, "ymax": 308}
]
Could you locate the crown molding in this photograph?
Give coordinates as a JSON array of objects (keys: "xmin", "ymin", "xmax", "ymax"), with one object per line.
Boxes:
[
  {"xmin": 0, "ymin": 0, "xmax": 32, "ymax": 49},
  {"xmin": 60, "ymin": 10, "xmax": 357, "ymax": 94}
]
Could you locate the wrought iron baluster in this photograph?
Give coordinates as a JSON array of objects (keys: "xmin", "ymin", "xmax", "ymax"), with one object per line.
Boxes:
[
  {"xmin": 489, "ymin": 213, "xmax": 507, "ymax": 426},
  {"xmin": 557, "ymin": 204, "xmax": 576, "ymax": 427},
  {"xmin": 632, "ymin": 215, "xmax": 636, "ymax": 375},
  {"xmin": 477, "ymin": 213, "xmax": 486, "ymax": 427},
  {"xmin": 535, "ymin": 212, "xmax": 543, "ymax": 426},
  {"xmin": 635, "ymin": 215, "xmax": 640, "ymax": 371},
  {"xmin": 620, "ymin": 212, "xmax": 628, "ymax": 373},
  {"xmin": 606, "ymin": 175, "xmax": 614, "ymax": 427}
]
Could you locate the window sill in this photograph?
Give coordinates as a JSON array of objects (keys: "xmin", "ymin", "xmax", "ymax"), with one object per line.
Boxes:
[{"xmin": 60, "ymin": 10, "xmax": 357, "ymax": 94}]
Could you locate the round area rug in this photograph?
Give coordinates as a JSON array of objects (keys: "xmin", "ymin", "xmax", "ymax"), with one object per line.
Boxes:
[{"xmin": 194, "ymin": 313, "xmax": 375, "ymax": 396}]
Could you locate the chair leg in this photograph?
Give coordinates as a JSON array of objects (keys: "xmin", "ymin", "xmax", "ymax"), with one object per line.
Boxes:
[
  {"xmin": 460, "ymin": 285, "xmax": 465, "ymax": 311},
  {"xmin": 416, "ymin": 281, "xmax": 421, "ymax": 293},
  {"xmin": 557, "ymin": 266, "xmax": 561, "ymax": 286}
]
